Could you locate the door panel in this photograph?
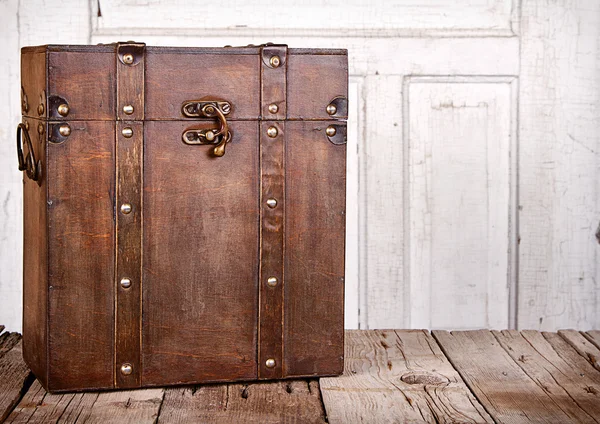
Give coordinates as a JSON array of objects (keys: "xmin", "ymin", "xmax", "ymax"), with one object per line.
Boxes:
[{"xmin": 406, "ymin": 78, "xmax": 515, "ymax": 330}]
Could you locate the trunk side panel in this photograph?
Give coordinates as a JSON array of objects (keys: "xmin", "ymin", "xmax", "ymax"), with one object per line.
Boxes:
[{"xmin": 47, "ymin": 121, "xmax": 116, "ymax": 391}]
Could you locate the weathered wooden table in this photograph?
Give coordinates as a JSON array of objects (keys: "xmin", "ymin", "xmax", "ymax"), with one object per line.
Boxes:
[{"xmin": 1, "ymin": 325, "xmax": 599, "ymax": 423}]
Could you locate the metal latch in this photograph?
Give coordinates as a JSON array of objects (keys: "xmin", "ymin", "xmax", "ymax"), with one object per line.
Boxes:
[{"xmin": 182, "ymin": 100, "xmax": 232, "ymax": 157}]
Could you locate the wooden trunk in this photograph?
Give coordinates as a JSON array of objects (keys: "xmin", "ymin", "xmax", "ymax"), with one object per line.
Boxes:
[{"xmin": 18, "ymin": 42, "xmax": 347, "ymax": 392}]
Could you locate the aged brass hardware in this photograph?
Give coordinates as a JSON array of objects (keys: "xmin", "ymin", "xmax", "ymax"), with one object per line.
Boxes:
[
  {"xmin": 57, "ymin": 103, "xmax": 70, "ymax": 117},
  {"xmin": 268, "ymin": 104, "xmax": 279, "ymax": 114},
  {"xmin": 267, "ymin": 126, "xmax": 278, "ymax": 138},
  {"xmin": 21, "ymin": 87, "xmax": 28, "ymax": 113},
  {"xmin": 267, "ymin": 277, "xmax": 278, "ymax": 287},
  {"xmin": 326, "ymin": 96, "xmax": 348, "ymax": 119},
  {"xmin": 37, "ymin": 103, "xmax": 44, "ymax": 115},
  {"xmin": 120, "ymin": 277, "xmax": 132, "ymax": 289},
  {"xmin": 48, "ymin": 95, "xmax": 70, "ymax": 119},
  {"xmin": 120, "ymin": 203, "xmax": 132, "ymax": 214},
  {"xmin": 269, "ymin": 55, "xmax": 281, "ymax": 68},
  {"xmin": 182, "ymin": 100, "xmax": 232, "ymax": 157},
  {"xmin": 325, "ymin": 123, "xmax": 347, "ymax": 145},
  {"xmin": 123, "ymin": 54, "xmax": 134, "ymax": 65},
  {"xmin": 123, "ymin": 105, "xmax": 134, "ymax": 115},
  {"xmin": 120, "ymin": 363, "xmax": 133, "ymax": 375},
  {"xmin": 58, "ymin": 124, "xmax": 71, "ymax": 137},
  {"xmin": 265, "ymin": 358, "xmax": 276, "ymax": 368},
  {"xmin": 16, "ymin": 123, "xmax": 40, "ymax": 182},
  {"xmin": 122, "ymin": 127, "xmax": 133, "ymax": 138},
  {"xmin": 266, "ymin": 198, "xmax": 277, "ymax": 208}
]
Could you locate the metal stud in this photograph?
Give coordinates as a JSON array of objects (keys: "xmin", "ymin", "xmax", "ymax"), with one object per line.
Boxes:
[
  {"xmin": 326, "ymin": 126, "xmax": 337, "ymax": 137},
  {"xmin": 24, "ymin": 121, "xmax": 29, "ymax": 131},
  {"xmin": 37, "ymin": 103, "xmax": 44, "ymax": 115},
  {"xmin": 123, "ymin": 105, "xmax": 134, "ymax": 115},
  {"xmin": 120, "ymin": 203, "xmax": 132, "ymax": 214},
  {"xmin": 269, "ymin": 55, "xmax": 281, "ymax": 68},
  {"xmin": 267, "ymin": 126, "xmax": 278, "ymax": 138},
  {"xmin": 326, "ymin": 104, "xmax": 337, "ymax": 115},
  {"xmin": 266, "ymin": 198, "xmax": 277, "ymax": 209},
  {"xmin": 268, "ymin": 104, "xmax": 279, "ymax": 114},
  {"xmin": 120, "ymin": 363, "xmax": 133, "ymax": 375},
  {"xmin": 123, "ymin": 53, "xmax": 134, "ymax": 65},
  {"xmin": 58, "ymin": 124, "xmax": 71, "ymax": 137},
  {"xmin": 265, "ymin": 358, "xmax": 276, "ymax": 368},
  {"xmin": 205, "ymin": 131, "xmax": 215, "ymax": 142},
  {"xmin": 120, "ymin": 277, "xmax": 132, "ymax": 289},
  {"xmin": 267, "ymin": 277, "xmax": 278, "ymax": 287},
  {"xmin": 57, "ymin": 103, "xmax": 70, "ymax": 117},
  {"xmin": 37, "ymin": 123, "xmax": 44, "ymax": 135},
  {"xmin": 122, "ymin": 127, "xmax": 133, "ymax": 138}
]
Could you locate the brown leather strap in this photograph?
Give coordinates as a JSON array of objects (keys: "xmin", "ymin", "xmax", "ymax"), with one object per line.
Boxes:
[
  {"xmin": 115, "ymin": 42, "xmax": 145, "ymax": 388},
  {"xmin": 258, "ymin": 45, "xmax": 287, "ymax": 379}
]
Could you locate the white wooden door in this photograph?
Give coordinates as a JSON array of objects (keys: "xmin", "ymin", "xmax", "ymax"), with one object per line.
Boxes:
[{"xmin": 0, "ymin": 0, "xmax": 598, "ymax": 332}]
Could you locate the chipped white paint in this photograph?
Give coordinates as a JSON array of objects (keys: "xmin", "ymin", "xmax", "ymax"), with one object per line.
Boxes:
[
  {"xmin": 405, "ymin": 77, "xmax": 517, "ymax": 330},
  {"xmin": 0, "ymin": 0, "xmax": 90, "ymax": 332},
  {"xmin": 0, "ymin": 0, "xmax": 23, "ymax": 334},
  {"xmin": 93, "ymin": 0, "xmax": 518, "ymax": 38},
  {"xmin": 0, "ymin": 0, "xmax": 598, "ymax": 332},
  {"xmin": 518, "ymin": 0, "xmax": 600, "ymax": 330}
]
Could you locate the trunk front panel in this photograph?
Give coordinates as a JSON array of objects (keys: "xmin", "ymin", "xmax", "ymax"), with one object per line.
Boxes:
[{"xmin": 142, "ymin": 121, "xmax": 260, "ymax": 385}]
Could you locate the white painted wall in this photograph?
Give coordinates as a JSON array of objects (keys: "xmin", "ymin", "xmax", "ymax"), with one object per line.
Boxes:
[{"xmin": 0, "ymin": 0, "xmax": 598, "ymax": 332}]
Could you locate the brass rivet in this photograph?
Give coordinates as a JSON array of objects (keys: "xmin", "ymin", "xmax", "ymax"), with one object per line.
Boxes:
[
  {"xmin": 266, "ymin": 198, "xmax": 277, "ymax": 209},
  {"xmin": 326, "ymin": 104, "xmax": 337, "ymax": 115},
  {"xmin": 122, "ymin": 127, "xmax": 133, "ymax": 138},
  {"xmin": 58, "ymin": 124, "xmax": 71, "ymax": 137},
  {"xmin": 123, "ymin": 105, "xmax": 134, "ymax": 115},
  {"xmin": 120, "ymin": 203, "xmax": 132, "ymax": 214},
  {"xmin": 120, "ymin": 363, "xmax": 133, "ymax": 375},
  {"xmin": 269, "ymin": 55, "xmax": 281, "ymax": 68},
  {"xmin": 205, "ymin": 131, "xmax": 216, "ymax": 142},
  {"xmin": 326, "ymin": 126, "xmax": 337, "ymax": 137},
  {"xmin": 24, "ymin": 121, "xmax": 29, "ymax": 131},
  {"xmin": 37, "ymin": 103, "xmax": 44, "ymax": 115},
  {"xmin": 265, "ymin": 358, "xmax": 276, "ymax": 368},
  {"xmin": 267, "ymin": 126, "xmax": 278, "ymax": 138},
  {"xmin": 120, "ymin": 277, "xmax": 132, "ymax": 289},
  {"xmin": 268, "ymin": 104, "xmax": 279, "ymax": 114},
  {"xmin": 267, "ymin": 277, "xmax": 278, "ymax": 287},
  {"xmin": 57, "ymin": 103, "xmax": 70, "ymax": 117},
  {"xmin": 123, "ymin": 53, "xmax": 134, "ymax": 65},
  {"xmin": 37, "ymin": 123, "xmax": 44, "ymax": 135}
]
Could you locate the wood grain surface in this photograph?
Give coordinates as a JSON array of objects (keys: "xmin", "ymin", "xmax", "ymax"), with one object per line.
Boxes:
[
  {"xmin": 0, "ymin": 335, "xmax": 33, "ymax": 423},
  {"xmin": 320, "ymin": 330, "xmax": 493, "ymax": 424},
  {"xmin": 3, "ymin": 328, "xmax": 600, "ymax": 423}
]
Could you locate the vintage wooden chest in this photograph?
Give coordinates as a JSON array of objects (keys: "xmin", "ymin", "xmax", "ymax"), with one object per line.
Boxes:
[{"xmin": 18, "ymin": 42, "xmax": 347, "ymax": 392}]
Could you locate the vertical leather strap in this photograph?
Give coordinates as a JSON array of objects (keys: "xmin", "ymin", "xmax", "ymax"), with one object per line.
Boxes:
[
  {"xmin": 258, "ymin": 44, "xmax": 287, "ymax": 379},
  {"xmin": 115, "ymin": 42, "xmax": 145, "ymax": 388}
]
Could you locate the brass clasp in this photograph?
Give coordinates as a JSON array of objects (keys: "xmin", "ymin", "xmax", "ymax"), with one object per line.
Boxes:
[{"xmin": 182, "ymin": 100, "xmax": 232, "ymax": 157}]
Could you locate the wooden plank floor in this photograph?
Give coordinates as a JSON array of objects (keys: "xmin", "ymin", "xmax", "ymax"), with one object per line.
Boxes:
[{"xmin": 1, "ymin": 328, "xmax": 599, "ymax": 423}]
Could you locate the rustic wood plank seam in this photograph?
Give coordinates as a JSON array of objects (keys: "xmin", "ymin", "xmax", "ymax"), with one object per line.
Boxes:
[
  {"xmin": 0, "ymin": 336, "xmax": 36, "ymax": 423},
  {"xmin": 558, "ymin": 330, "xmax": 600, "ymax": 372},
  {"xmin": 431, "ymin": 331, "xmax": 499, "ymax": 424},
  {"xmin": 493, "ymin": 330, "xmax": 600, "ymax": 423},
  {"xmin": 582, "ymin": 331, "xmax": 600, "ymax": 351}
]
